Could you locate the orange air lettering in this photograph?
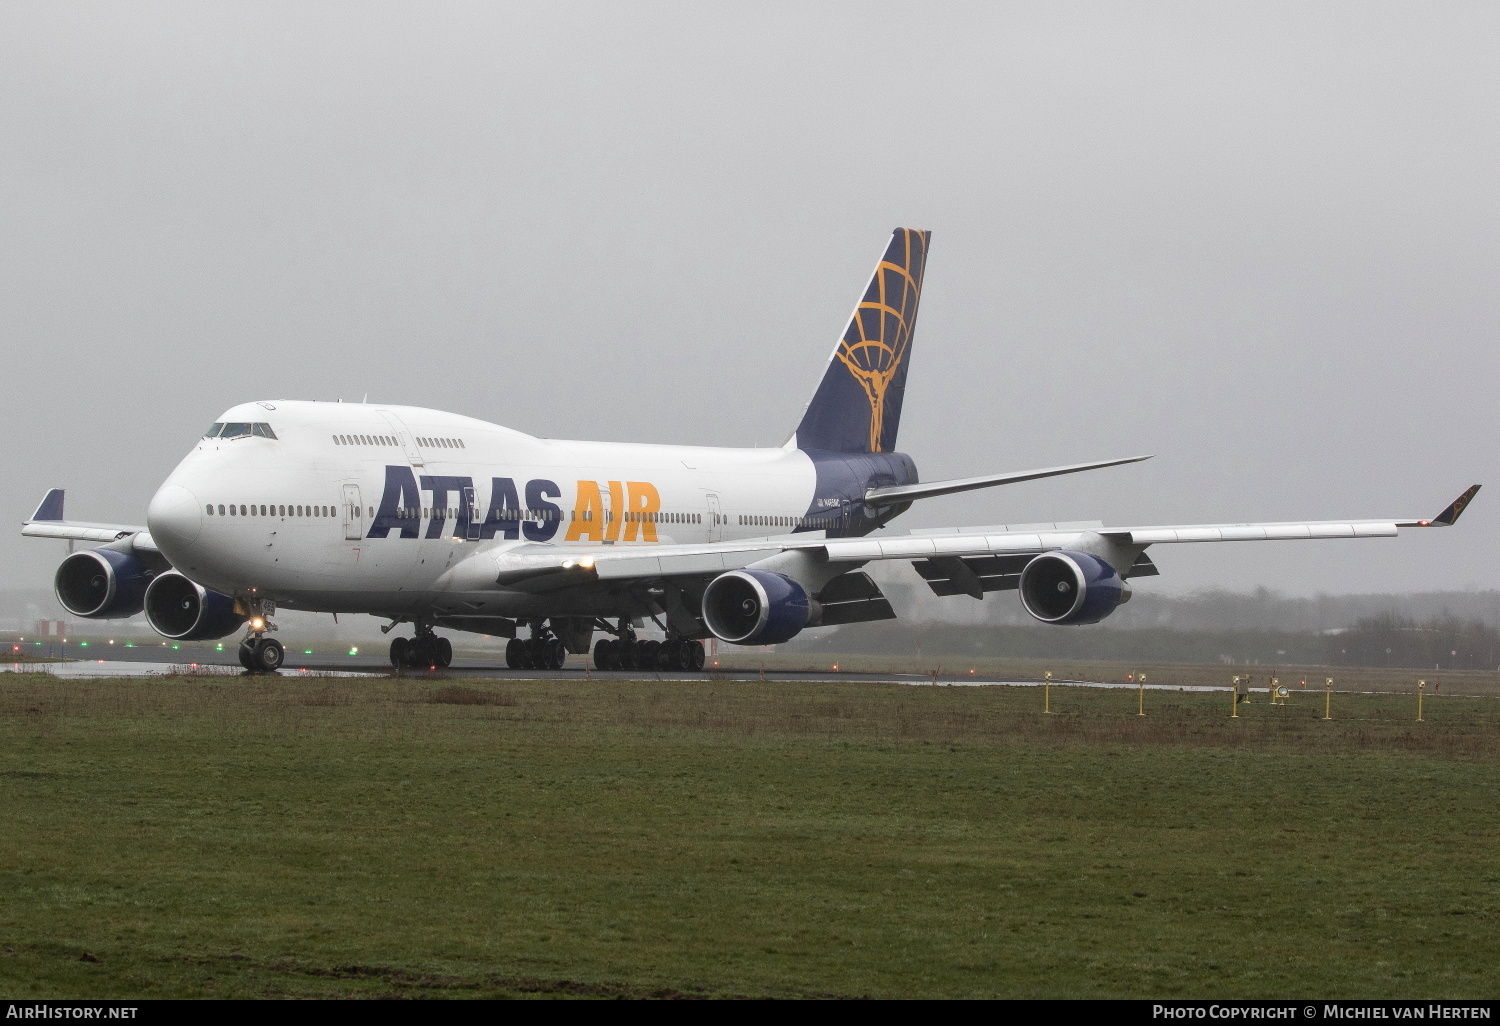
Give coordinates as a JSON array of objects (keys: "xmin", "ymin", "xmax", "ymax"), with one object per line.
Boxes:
[
  {"xmin": 604, "ymin": 481, "xmax": 625, "ymax": 542},
  {"xmin": 624, "ymin": 482, "xmax": 661, "ymax": 542},
  {"xmin": 565, "ymin": 481, "xmax": 605, "ymax": 542}
]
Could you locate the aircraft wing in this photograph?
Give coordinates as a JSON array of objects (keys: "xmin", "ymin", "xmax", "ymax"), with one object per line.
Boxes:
[
  {"xmin": 483, "ymin": 485, "xmax": 1480, "ymax": 591},
  {"xmin": 20, "ymin": 489, "xmax": 156, "ymax": 549},
  {"xmin": 864, "ymin": 455, "xmax": 1152, "ymax": 506}
]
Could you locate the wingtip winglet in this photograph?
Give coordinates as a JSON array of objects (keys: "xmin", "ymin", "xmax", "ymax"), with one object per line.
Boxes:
[
  {"xmin": 1432, "ymin": 484, "xmax": 1481, "ymax": 526},
  {"xmin": 31, "ymin": 489, "xmax": 64, "ymax": 523}
]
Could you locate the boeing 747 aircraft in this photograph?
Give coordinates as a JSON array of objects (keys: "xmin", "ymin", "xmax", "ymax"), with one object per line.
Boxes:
[{"xmin": 23, "ymin": 229, "xmax": 1479, "ymax": 672}]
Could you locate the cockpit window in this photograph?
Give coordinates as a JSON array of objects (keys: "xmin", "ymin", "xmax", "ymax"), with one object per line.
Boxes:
[
  {"xmin": 252, "ymin": 422, "xmax": 278, "ymax": 439},
  {"xmin": 204, "ymin": 423, "xmax": 224, "ymax": 438},
  {"xmin": 219, "ymin": 423, "xmax": 252, "ymax": 438}
]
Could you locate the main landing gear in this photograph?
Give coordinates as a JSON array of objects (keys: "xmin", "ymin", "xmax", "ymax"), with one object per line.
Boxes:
[
  {"xmin": 389, "ymin": 628, "xmax": 453, "ymax": 670},
  {"xmin": 237, "ymin": 610, "xmax": 284, "ymax": 673},
  {"xmin": 505, "ymin": 636, "xmax": 566, "ymax": 670},
  {"xmin": 593, "ymin": 635, "xmax": 705, "ymax": 672},
  {"xmin": 505, "ymin": 622, "xmax": 567, "ymax": 670}
]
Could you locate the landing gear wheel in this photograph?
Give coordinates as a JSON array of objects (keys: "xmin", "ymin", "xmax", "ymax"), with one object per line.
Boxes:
[
  {"xmin": 548, "ymin": 638, "xmax": 566, "ymax": 670},
  {"xmin": 617, "ymin": 639, "xmax": 637, "ymax": 672},
  {"xmin": 389, "ymin": 637, "xmax": 410, "ymax": 668},
  {"xmin": 506, "ymin": 638, "xmax": 524, "ymax": 669},
  {"xmin": 252, "ymin": 637, "xmax": 285, "ymax": 673},
  {"xmin": 410, "ymin": 637, "xmax": 435, "ymax": 669},
  {"xmin": 593, "ymin": 638, "xmax": 613, "ymax": 671},
  {"xmin": 434, "ymin": 636, "xmax": 453, "ymax": 668},
  {"xmin": 690, "ymin": 640, "xmax": 705, "ymax": 671},
  {"xmin": 640, "ymin": 640, "xmax": 660, "ymax": 671},
  {"xmin": 238, "ymin": 640, "xmax": 256, "ymax": 670}
]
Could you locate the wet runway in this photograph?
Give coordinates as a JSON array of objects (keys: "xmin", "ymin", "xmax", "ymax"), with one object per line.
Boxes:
[{"xmin": 7, "ymin": 655, "xmax": 1231, "ymax": 691}]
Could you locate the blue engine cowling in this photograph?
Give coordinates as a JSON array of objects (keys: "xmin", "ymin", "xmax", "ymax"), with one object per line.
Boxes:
[
  {"xmin": 1018, "ymin": 550, "xmax": 1131, "ymax": 625},
  {"xmin": 702, "ymin": 569, "xmax": 812, "ymax": 645},
  {"xmin": 144, "ymin": 571, "xmax": 246, "ymax": 640},
  {"xmin": 54, "ymin": 549, "xmax": 153, "ymax": 619}
]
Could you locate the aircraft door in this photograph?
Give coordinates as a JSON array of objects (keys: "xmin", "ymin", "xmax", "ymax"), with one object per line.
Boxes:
[
  {"xmin": 463, "ymin": 485, "xmax": 480, "ymax": 540},
  {"xmin": 342, "ymin": 484, "xmax": 364, "ymax": 541},
  {"xmin": 378, "ymin": 411, "xmax": 423, "ymax": 467},
  {"xmin": 706, "ymin": 493, "xmax": 722, "ymax": 542}
]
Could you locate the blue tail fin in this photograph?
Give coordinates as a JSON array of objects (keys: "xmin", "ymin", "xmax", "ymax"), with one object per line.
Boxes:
[{"xmin": 793, "ymin": 228, "xmax": 931, "ymax": 453}]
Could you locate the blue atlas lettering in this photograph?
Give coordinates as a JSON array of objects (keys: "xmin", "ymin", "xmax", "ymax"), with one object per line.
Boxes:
[
  {"xmin": 367, "ymin": 465, "xmax": 422, "ymax": 538},
  {"xmin": 479, "ymin": 478, "xmax": 521, "ymax": 540},
  {"xmin": 524, "ymin": 479, "xmax": 562, "ymax": 542},
  {"xmin": 419, "ymin": 475, "xmax": 474, "ymax": 539}
]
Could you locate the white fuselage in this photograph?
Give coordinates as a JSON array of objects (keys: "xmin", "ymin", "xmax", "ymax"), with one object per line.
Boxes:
[{"xmin": 146, "ymin": 400, "xmax": 835, "ymax": 618}]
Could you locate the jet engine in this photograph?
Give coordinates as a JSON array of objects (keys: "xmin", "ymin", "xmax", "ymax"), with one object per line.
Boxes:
[
  {"xmin": 1018, "ymin": 550, "xmax": 1131, "ymax": 625},
  {"xmin": 701, "ymin": 569, "xmax": 814, "ymax": 645},
  {"xmin": 144, "ymin": 571, "xmax": 245, "ymax": 640},
  {"xmin": 54, "ymin": 549, "xmax": 154, "ymax": 619}
]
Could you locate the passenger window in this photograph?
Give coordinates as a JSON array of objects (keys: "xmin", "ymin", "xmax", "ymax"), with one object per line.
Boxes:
[
  {"xmin": 204, "ymin": 423, "xmax": 224, "ymax": 438},
  {"xmin": 216, "ymin": 504, "xmax": 224, "ymax": 515},
  {"xmin": 229, "ymin": 505, "xmax": 236, "ymax": 517}
]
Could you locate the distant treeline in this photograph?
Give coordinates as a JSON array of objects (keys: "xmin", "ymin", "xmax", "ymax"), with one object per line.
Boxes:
[
  {"xmin": 1333, "ymin": 613, "xmax": 1500, "ymax": 671},
  {"xmin": 790, "ymin": 613, "xmax": 1500, "ymax": 671}
]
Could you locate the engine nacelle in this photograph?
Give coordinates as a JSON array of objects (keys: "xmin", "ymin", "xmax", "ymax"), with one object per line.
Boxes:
[
  {"xmin": 54, "ymin": 549, "xmax": 153, "ymax": 619},
  {"xmin": 1018, "ymin": 550, "xmax": 1131, "ymax": 625},
  {"xmin": 144, "ymin": 572, "xmax": 245, "ymax": 640},
  {"xmin": 702, "ymin": 569, "xmax": 812, "ymax": 645}
]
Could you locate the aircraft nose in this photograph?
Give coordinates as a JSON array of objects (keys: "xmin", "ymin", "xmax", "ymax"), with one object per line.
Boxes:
[{"xmin": 147, "ymin": 483, "xmax": 203, "ymax": 553}]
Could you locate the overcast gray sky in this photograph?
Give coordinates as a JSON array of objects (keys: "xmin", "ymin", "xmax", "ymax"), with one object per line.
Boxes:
[{"xmin": 2, "ymin": 1, "xmax": 1495, "ymax": 598}]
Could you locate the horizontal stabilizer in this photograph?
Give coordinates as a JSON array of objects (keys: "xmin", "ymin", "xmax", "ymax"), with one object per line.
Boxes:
[{"xmin": 864, "ymin": 455, "xmax": 1151, "ymax": 506}]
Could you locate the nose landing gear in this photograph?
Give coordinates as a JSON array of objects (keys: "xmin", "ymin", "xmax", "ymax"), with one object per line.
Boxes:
[{"xmin": 237, "ymin": 607, "xmax": 284, "ymax": 673}]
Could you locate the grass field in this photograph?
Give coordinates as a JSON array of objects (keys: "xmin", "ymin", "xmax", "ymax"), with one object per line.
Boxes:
[{"xmin": 2, "ymin": 671, "xmax": 1498, "ymax": 999}]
